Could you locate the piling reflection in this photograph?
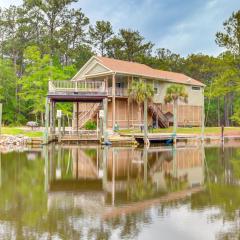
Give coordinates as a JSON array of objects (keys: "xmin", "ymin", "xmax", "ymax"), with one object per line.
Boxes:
[{"xmin": 46, "ymin": 144, "xmax": 204, "ymax": 209}]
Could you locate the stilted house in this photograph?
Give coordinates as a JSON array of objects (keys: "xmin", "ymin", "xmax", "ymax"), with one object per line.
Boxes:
[{"xmin": 48, "ymin": 56, "xmax": 205, "ymax": 130}]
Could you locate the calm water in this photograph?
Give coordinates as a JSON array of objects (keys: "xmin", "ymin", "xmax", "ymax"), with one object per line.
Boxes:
[{"xmin": 0, "ymin": 143, "xmax": 240, "ymax": 240}]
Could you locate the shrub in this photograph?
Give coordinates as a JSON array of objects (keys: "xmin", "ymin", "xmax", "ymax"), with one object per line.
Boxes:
[{"xmin": 84, "ymin": 120, "xmax": 97, "ymax": 130}]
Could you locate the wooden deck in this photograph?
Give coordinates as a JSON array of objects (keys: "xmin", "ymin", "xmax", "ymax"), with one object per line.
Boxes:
[
  {"xmin": 121, "ymin": 133, "xmax": 199, "ymax": 144},
  {"xmin": 48, "ymin": 80, "xmax": 107, "ymax": 102}
]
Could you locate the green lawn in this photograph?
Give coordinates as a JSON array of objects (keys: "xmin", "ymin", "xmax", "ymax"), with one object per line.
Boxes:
[
  {"xmin": 1, "ymin": 127, "xmax": 43, "ymax": 138},
  {"xmin": 119, "ymin": 127, "xmax": 240, "ymax": 135}
]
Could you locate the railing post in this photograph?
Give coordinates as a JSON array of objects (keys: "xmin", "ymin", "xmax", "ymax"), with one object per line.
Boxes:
[{"xmin": 75, "ymin": 81, "xmax": 77, "ymax": 92}]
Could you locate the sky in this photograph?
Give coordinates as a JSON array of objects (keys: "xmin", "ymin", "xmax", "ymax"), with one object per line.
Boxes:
[{"xmin": 1, "ymin": 0, "xmax": 240, "ymax": 56}]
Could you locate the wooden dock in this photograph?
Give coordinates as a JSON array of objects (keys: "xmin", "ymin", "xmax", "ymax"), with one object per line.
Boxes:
[{"xmin": 121, "ymin": 133, "xmax": 199, "ymax": 144}]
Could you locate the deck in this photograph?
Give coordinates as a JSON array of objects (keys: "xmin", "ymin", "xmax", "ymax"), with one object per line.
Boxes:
[
  {"xmin": 47, "ymin": 80, "xmax": 108, "ymax": 102},
  {"xmin": 121, "ymin": 133, "xmax": 199, "ymax": 144}
]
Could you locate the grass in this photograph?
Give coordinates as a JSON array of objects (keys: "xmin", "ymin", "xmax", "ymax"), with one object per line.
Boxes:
[
  {"xmin": 1, "ymin": 127, "xmax": 43, "ymax": 138},
  {"xmin": 119, "ymin": 127, "xmax": 240, "ymax": 135}
]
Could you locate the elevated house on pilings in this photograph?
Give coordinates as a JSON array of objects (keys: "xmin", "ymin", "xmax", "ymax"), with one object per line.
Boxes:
[{"xmin": 47, "ymin": 56, "xmax": 205, "ymax": 134}]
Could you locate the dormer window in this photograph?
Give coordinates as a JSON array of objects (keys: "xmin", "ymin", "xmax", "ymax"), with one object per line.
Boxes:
[{"xmin": 192, "ymin": 86, "xmax": 200, "ymax": 91}]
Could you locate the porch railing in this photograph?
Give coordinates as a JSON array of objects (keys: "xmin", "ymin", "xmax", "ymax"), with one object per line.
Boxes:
[
  {"xmin": 48, "ymin": 80, "xmax": 106, "ymax": 93},
  {"xmin": 108, "ymin": 87, "xmax": 129, "ymax": 97}
]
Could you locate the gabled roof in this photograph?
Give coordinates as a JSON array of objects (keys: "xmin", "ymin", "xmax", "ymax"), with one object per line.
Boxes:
[
  {"xmin": 96, "ymin": 56, "xmax": 205, "ymax": 87},
  {"xmin": 72, "ymin": 56, "xmax": 205, "ymax": 87}
]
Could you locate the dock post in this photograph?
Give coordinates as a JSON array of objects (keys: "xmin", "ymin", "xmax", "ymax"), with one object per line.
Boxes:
[
  {"xmin": 143, "ymin": 146, "xmax": 148, "ymax": 185},
  {"xmin": 103, "ymin": 98, "xmax": 108, "ymax": 143},
  {"xmin": 58, "ymin": 116, "xmax": 62, "ymax": 143},
  {"xmin": 44, "ymin": 98, "xmax": 50, "ymax": 144},
  {"xmin": 62, "ymin": 115, "xmax": 65, "ymax": 135},
  {"xmin": 144, "ymin": 98, "xmax": 148, "ymax": 145}
]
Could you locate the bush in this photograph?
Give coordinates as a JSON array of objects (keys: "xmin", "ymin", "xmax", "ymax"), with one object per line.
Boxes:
[{"xmin": 84, "ymin": 120, "xmax": 97, "ymax": 130}]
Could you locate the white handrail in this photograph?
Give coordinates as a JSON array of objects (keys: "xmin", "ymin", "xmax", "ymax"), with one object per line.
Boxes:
[{"xmin": 49, "ymin": 80, "xmax": 106, "ymax": 93}]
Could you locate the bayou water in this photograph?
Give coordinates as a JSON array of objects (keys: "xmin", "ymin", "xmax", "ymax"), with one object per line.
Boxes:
[{"xmin": 0, "ymin": 143, "xmax": 239, "ymax": 240}]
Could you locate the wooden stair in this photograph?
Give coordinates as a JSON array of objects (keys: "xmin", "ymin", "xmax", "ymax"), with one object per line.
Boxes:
[
  {"xmin": 78, "ymin": 103, "xmax": 101, "ymax": 128},
  {"xmin": 148, "ymin": 103, "xmax": 169, "ymax": 128}
]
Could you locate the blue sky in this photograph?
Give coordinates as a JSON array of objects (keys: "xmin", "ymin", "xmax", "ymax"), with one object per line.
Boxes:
[{"xmin": 1, "ymin": 0, "xmax": 240, "ymax": 56}]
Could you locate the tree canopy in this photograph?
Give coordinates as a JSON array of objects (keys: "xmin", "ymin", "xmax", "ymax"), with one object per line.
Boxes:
[{"xmin": 0, "ymin": 1, "xmax": 239, "ymax": 127}]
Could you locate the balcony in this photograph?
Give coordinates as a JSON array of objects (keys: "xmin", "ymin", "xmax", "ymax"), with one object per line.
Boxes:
[{"xmin": 48, "ymin": 80, "xmax": 107, "ymax": 101}]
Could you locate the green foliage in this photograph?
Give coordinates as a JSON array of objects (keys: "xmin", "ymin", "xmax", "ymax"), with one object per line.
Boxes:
[
  {"xmin": 128, "ymin": 80, "xmax": 154, "ymax": 105},
  {"xmin": 0, "ymin": 2, "xmax": 239, "ymax": 128},
  {"xmin": 84, "ymin": 120, "xmax": 97, "ymax": 130},
  {"xmin": 0, "ymin": 59, "xmax": 17, "ymax": 124},
  {"xmin": 216, "ymin": 10, "xmax": 240, "ymax": 55},
  {"xmin": 89, "ymin": 20, "xmax": 113, "ymax": 56},
  {"xmin": 164, "ymin": 84, "xmax": 188, "ymax": 104},
  {"xmin": 106, "ymin": 29, "xmax": 153, "ymax": 61}
]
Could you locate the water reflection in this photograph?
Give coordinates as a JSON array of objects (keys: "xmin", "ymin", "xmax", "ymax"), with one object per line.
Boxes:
[
  {"xmin": 46, "ymin": 145, "xmax": 204, "ymax": 209},
  {"xmin": 1, "ymin": 144, "xmax": 240, "ymax": 239}
]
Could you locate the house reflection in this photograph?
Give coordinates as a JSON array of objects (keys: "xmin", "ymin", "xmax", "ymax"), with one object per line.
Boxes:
[{"xmin": 46, "ymin": 144, "xmax": 204, "ymax": 211}]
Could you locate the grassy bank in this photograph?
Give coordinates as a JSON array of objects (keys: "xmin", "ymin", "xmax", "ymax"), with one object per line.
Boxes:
[
  {"xmin": 119, "ymin": 127, "xmax": 240, "ymax": 135},
  {"xmin": 1, "ymin": 127, "xmax": 43, "ymax": 138}
]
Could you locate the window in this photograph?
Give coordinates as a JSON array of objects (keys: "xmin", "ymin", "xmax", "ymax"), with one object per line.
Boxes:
[
  {"xmin": 192, "ymin": 86, "xmax": 200, "ymax": 91},
  {"xmin": 116, "ymin": 82, "xmax": 124, "ymax": 88},
  {"xmin": 154, "ymin": 88, "xmax": 158, "ymax": 94}
]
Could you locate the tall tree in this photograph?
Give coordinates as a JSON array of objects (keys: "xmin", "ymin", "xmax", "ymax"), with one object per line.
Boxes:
[
  {"xmin": 129, "ymin": 80, "xmax": 154, "ymax": 143},
  {"xmin": 24, "ymin": 0, "xmax": 78, "ymax": 56},
  {"xmin": 216, "ymin": 10, "xmax": 240, "ymax": 56},
  {"xmin": 89, "ymin": 20, "xmax": 113, "ymax": 56},
  {"xmin": 107, "ymin": 29, "xmax": 153, "ymax": 61},
  {"xmin": 0, "ymin": 59, "xmax": 17, "ymax": 124},
  {"xmin": 20, "ymin": 46, "xmax": 76, "ymax": 125}
]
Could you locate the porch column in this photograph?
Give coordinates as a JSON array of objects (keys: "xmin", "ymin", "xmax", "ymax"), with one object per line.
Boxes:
[
  {"xmin": 76, "ymin": 102, "xmax": 79, "ymax": 133},
  {"xmin": 201, "ymin": 88, "xmax": 205, "ymax": 141},
  {"xmin": 50, "ymin": 100, "xmax": 53, "ymax": 134},
  {"xmin": 44, "ymin": 98, "xmax": 49, "ymax": 144},
  {"xmin": 52, "ymin": 101, "xmax": 56, "ymax": 134},
  {"xmin": 112, "ymin": 74, "xmax": 116, "ymax": 129},
  {"xmin": 73, "ymin": 103, "xmax": 77, "ymax": 130},
  {"xmin": 127, "ymin": 76, "xmax": 130, "ymax": 128},
  {"xmin": 104, "ymin": 76, "xmax": 108, "ymax": 92}
]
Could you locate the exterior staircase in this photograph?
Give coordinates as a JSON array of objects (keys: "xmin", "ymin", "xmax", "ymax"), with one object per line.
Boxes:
[
  {"xmin": 78, "ymin": 103, "xmax": 101, "ymax": 129},
  {"xmin": 148, "ymin": 103, "xmax": 169, "ymax": 128}
]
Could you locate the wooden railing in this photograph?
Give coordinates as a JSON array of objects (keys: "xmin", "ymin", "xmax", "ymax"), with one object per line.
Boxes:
[
  {"xmin": 108, "ymin": 87, "xmax": 128, "ymax": 97},
  {"xmin": 48, "ymin": 80, "xmax": 106, "ymax": 93}
]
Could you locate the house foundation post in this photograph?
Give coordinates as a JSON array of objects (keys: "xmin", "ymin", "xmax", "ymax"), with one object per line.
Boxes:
[
  {"xmin": 76, "ymin": 102, "xmax": 79, "ymax": 134},
  {"xmin": 44, "ymin": 98, "xmax": 50, "ymax": 144},
  {"xmin": 52, "ymin": 101, "xmax": 56, "ymax": 134},
  {"xmin": 201, "ymin": 88, "xmax": 205, "ymax": 142},
  {"xmin": 112, "ymin": 74, "xmax": 116, "ymax": 129},
  {"xmin": 127, "ymin": 76, "xmax": 130, "ymax": 128},
  {"xmin": 103, "ymin": 98, "xmax": 108, "ymax": 143}
]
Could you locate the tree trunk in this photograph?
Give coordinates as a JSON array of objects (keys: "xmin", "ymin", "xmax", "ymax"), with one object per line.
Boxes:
[
  {"xmin": 224, "ymin": 95, "xmax": 229, "ymax": 126},
  {"xmin": 144, "ymin": 99, "xmax": 148, "ymax": 144},
  {"xmin": 217, "ymin": 97, "xmax": 220, "ymax": 127},
  {"xmin": 173, "ymin": 100, "xmax": 177, "ymax": 135}
]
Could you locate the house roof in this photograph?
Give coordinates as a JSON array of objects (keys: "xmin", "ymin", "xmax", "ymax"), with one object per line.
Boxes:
[{"xmin": 96, "ymin": 56, "xmax": 205, "ymax": 87}]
